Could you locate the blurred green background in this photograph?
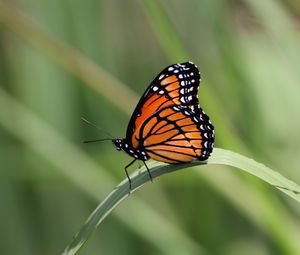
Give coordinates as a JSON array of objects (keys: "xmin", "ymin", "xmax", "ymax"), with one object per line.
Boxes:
[{"xmin": 1, "ymin": 0, "xmax": 300, "ymax": 254}]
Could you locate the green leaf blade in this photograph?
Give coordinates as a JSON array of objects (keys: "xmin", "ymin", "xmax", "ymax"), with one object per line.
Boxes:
[{"xmin": 63, "ymin": 148, "xmax": 300, "ymax": 254}]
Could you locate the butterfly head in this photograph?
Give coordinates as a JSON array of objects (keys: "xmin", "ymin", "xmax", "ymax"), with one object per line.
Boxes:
[
  {"xmin": 112, "ymin": 138, "xmax": 150, "ymax": 161},
  {"xmin": 112, "ymin": 138, "xmax": 124, "ymax": 151}
]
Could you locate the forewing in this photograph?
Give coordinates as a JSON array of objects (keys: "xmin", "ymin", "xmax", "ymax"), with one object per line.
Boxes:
[{"xmin": 126, "ymin": 62, "xmax": 201, "ymax": 148}]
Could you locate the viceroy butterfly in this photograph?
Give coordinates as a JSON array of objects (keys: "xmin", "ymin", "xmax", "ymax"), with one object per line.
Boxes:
[{"xmin": 112, "ymin": 62, "xmax": 214, "ymax": 187}]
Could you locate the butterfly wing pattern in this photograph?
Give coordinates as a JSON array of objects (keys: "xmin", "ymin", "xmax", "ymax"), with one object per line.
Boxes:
[{"xmin": 112, "ymin": 62, "xmax": 214, "ymax": 177}]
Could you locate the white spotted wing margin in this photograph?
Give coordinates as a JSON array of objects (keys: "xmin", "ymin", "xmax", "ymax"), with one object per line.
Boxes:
[{"xmin": 156, "ymin": 61, "xmax": 202, "ymax": 110}]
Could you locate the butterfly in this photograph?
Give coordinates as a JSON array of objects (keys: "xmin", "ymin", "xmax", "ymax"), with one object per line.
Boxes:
[{"xmin": 112, "ymin": 62, "xmax": 214, "ymax": 187}]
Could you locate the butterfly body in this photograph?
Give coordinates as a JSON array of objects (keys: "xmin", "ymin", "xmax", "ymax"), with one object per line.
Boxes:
[{"xmin": 114, "ymin": 62, "xmax": 214, "ymax": 168}]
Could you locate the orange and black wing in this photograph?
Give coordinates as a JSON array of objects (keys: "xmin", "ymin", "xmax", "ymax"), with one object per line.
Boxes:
[
  {"xmin": 138, "ymin": 105, "xmax": 214, "ymax": 163},
  {"xmin": 126, "ymin": 62, "xmax": 202, "ymax": 149}
]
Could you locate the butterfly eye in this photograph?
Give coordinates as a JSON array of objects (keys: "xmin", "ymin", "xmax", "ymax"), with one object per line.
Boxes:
[{"xmin": 112, "ymin": 139, "xmax": 122, "ymax": 151}]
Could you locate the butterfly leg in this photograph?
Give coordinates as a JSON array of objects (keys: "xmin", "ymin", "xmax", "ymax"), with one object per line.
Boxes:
[
  {"xmin": 143, "ymin": 161, "xmax": 153, "ymax": 183},
  {"xmin": 125, "ymin": 159, "xmax": 136, "ymax": 190}
]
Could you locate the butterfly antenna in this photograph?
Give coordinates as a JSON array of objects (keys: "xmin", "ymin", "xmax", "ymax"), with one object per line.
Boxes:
[
  {"xmin": 82, "ymin": 138, "xmax": 112, "ymax": 143},
  {"xmin": 81, "ymin": 117, "xmax": 114, "ymax": 139}
]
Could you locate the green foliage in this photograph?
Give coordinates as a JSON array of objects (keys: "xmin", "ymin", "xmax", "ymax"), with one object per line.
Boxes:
[{"xmin": 0, "ymin": 0, "xmax": 300, "ymax": 255}]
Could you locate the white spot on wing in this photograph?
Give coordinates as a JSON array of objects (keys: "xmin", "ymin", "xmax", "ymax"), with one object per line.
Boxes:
[{"xmin": 159, "ymin": 74, "xmax": 165, "ymax": 80}]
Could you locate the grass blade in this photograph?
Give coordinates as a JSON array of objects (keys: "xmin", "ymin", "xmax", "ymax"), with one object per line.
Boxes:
[{"xmin": 63, "ymin": 148, "xmax": 300, "ymax": 254}]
